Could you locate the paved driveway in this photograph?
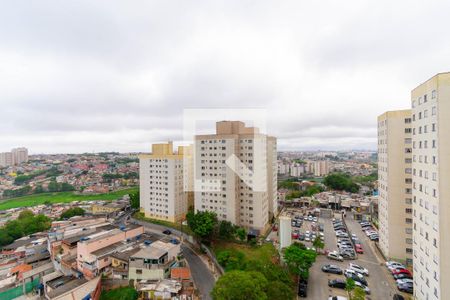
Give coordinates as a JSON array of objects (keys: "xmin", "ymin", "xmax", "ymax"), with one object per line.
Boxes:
[{"xmin": 305, "ymin": 212, "xmax": 406, "ymax": 300}]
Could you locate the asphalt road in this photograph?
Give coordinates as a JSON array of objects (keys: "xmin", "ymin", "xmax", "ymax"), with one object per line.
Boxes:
[
  {"xmin": 131, "ymin": 218, "xmax": 215, "ymax": 300},
  {"xmin": 182, "ymin": 245, "xmax": 215, "ymax": 300}
]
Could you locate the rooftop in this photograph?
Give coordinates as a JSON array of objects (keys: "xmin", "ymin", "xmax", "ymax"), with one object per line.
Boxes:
[{"xmin": 47, "ymin": 277, "xmax": 88, "ymax": 298}]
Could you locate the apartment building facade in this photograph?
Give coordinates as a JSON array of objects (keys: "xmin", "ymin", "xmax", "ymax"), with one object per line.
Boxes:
[
  {"xmin": 139, "ymin": 142, "xmax": 192, "ymax": 223},
  {"xmin": 194, "ymin": 121, "xmax": 277, "ymax": 233},
  {"xmin": 377, "ymin": 110, "xmax": 413, "ymax": 265},
  {"xmin": 411, "ymin": 72, "xmax": 450, "ymax": 300}
]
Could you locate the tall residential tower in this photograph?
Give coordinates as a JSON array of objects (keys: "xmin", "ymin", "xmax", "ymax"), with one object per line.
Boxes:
[
  {"xmin": 411, "ymin": 72, "xmax": 450, "ymax": 300},
  {"xmin": 194, "ymin": 121, "xmax": 277, "ymax": 233},
  {"xmin": 377, "ymin": 110, "xmax": 413, "ymax": 265},
  {"xmin": 139, "ymin": 142, "xmax": 193, "ymax": 223}
]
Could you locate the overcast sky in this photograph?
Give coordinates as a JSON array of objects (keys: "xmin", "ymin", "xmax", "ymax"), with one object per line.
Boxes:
[{"xmin": 1, "ymin": 0, "xmax": 450, "ymax": 154}]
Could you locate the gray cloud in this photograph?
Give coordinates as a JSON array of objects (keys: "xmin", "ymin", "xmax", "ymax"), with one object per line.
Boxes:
[{"xmin": 1, "ymin": 0, "xmax": 450, "ymax": 153}]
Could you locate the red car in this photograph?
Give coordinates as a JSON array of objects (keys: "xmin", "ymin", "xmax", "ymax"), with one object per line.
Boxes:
[
  {"xmin": 355, "ymin": 245, "xmax": 364, "ymax": 254},
  {"xmin": 392, "ymin": 269, "xmax": 412, "ymax": 276},
  {"xmin": 292, "ymin": 232, "xmax": 299, "ymax": 239}
]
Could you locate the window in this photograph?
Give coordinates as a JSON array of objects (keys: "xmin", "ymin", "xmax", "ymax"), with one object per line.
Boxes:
[
  {"xmin": 432, "ymin": 90, "xmax": 436, "ymax": 99},
  {"xmin": 432, "ymin": 106, "xmax": 437, "ymax": 116},
  {"xmin": 136, "ymin": 269, "xmax": 142, "ymax": 274}
]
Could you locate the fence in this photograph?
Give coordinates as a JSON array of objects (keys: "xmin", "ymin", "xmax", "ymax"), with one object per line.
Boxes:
[
  {"xmin": 201, "ymin": 244, "xmax": 224, "ymax": 276},
  {"xmin": 0, "ymin": 278, "xmax": 40, "ymax": 300}
]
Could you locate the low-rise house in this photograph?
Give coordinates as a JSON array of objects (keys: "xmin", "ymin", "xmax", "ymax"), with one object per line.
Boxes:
[
  {"xmin": 44, "ymin": 274, "xmax": 101, "ymax": 300},
  {"xmin": 129, "ymin": 246, "xmax": 171, "ymax": 282},
  {"xmin": 77, "ymin": 224, "xmax": 144, "ymax": 279},
  {"xmin": 137, "ymin": 279, "xmax": 182, "ymax": 300},
  {"xmin": 110, "ymin": 248, "xmax": 140, "ymax": 280}
]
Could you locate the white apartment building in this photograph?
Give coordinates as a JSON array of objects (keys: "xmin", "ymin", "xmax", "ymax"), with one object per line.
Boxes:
[
  {"xmin": 313, "ymin": 160, "xmax": 330, "ymax": 177},
  {"xmin": 194, "ymin": 121, "xmax": 277, "ymax": 233},
  {"xmin": 12, "ymin": 147, "xmax": 28, "ymax": 165},
  {"xmin": 377, "ymin": 110, "xmax": 413, "ymax": 265},
  {"xmin": 139, "ymin": 142, "xmax": 192, "ymax": 223},
  {"xmin": 0, "ymin": 147, "xmax": 28, "ymax": 167},
  {"xmin": 0, "ymin": 152, "xmax": 13, "ymax": 167},
  {"xmin": 411, "ymin": 72, "xmax": 450, "ymax": 300}
]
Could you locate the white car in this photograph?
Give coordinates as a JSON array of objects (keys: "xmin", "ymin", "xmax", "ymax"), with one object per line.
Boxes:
[
  {"xmin": 349, "ymin": 263, "xmax": 369, "ymax": 276},
  {"xmin": 344, "ymin": 269, "xmax": 365, "ymax": 281},
  {"xmin": 336, "ymin": 232, "xmax": 349, "ymax": 238},
  {"xmin": 327, "ymin": 251, "xmax": 344, "ymax": 262},
  {"xmin": 386, "ymin": 261, "xmax": 405, "ymax": 270},
  {"xmin": 308, "ymin": 216, "xmax": 313, "ymax": 221},
  {"xmin": 396, "ymin": 278, "xmax": 414, "ymax": 285},
  {"xmin": 313, "ymin": 217, "xmax": 318, "ymax": 222},
  {"xmin": 328, "ymin": 297, "xmax": 348, "ymax": 300}
]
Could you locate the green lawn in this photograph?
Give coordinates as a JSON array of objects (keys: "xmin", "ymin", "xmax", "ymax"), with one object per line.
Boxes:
[
  {"xmin": 213, "ymin": 242, "xmax": 278, "ymax": 265},
  {"xmin": 0, "ymin": 187, "xmax": 138, "ymax": 210},
  {"xmin": 100, "ymin": 287, "xmax": 137, "ymax": 300}
]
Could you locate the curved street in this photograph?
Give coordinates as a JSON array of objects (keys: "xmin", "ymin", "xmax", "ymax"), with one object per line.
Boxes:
[{"xmin": 131, "ymin": 218, "xmax": 215, "ymax": 300}]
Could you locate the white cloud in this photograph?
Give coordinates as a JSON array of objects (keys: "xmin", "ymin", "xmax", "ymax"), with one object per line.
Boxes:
[{"xmin": 1, "ymin": 0, "xmax": 450, "ymax": 153}]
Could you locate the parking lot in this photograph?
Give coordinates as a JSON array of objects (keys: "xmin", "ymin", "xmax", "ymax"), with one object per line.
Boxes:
[{"xmin": 295, "ymin": 210, "xmax": 407, "ymax": 300}]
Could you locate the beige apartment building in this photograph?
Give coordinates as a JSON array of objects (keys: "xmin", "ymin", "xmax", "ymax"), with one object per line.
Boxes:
[
  {"xmin": 194, "ymin": 121, "xmax": 277, "ymax": 234},
  {"xmin": 139, "ymin": 142, "xmax": 193, "ymax": 223},
  {"xmin": 411, "ymin": 72, "xmax": 450, "ymax": 300},
  {"xmin": 377, "ymin": 110, "xmax": 413, "ymax": 265}
]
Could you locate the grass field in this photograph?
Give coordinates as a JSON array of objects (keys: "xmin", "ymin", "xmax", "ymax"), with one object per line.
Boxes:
[
  {"xmin": 100, "ymin": 287, "xmax": 137, "ymax": 300},
  {"xmin": 213, "ymin": 242, "xmax": 278, "ymax": 264},
  {"xmin": 0, "ymin": 187, "xmax": 138, "ymax": 210}
]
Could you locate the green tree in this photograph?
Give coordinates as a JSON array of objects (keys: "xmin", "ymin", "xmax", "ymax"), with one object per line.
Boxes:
[
  {"xmin": 129, "ymin": 191, "xmax": 140, "ymax": 209},
  {"xmin": 48, "ymin": 180, "xmax": 59, "ymax": 192},
  {"xmin": 35, "ymin": 185, "xmax": 44, "ymax": 194},
  {"xmin": 218, "ymin": 221, "xmax": 236, "ymax": 240},
  {"xmin": 345, "ymin": 278, "xmax": 355, "ymax": 298},
  {"xmin": 18, "ymin": 210, "xmax": 34, "ymax": 220},
  {"xmin": 352, "ymin": 287, "xmax": 366, "ymax": 300},
  {"xmin": 266, "ymin": 281, "xmax": 294, "ymax": 300},
  {"xmin": 324, "ymin": 173, "xmax": 360, "ymax": 193},
  {"xmin": 312, "ymin": 236, "xmax": 325, "ymax": 252},
  {"xmin": 211, "ymin": 270, "xmax": 268, "ymax": 300},
  {"xmin": 236, "ymin": 228, "xmax": 246, "ymax": 242},
  {"xmin": 186, "ymin": 210, "xmax": 218, "ymax": 241},
  {"xmin": 283, "ymin": 244, "xmax": 317, "ymax": 279},
  {"xmin": 245, "ymin": 260, "xmax": 292, "ymax": 287},
  {"xmin": 60, "ymin": 207, "xmax": 85, "ymax": 220}
]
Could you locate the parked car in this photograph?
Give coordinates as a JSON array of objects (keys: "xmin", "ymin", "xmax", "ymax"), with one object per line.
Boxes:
[
  {"xmin": 393, "ymin": 294, "xmax": 405, "ymax": 300},
  {"xmin": 355, "ymin": 245, "xmax": 364, "ymax": 254},
  {"xmin": 396, "ymin": 278, "xmax": 413, "ymax": 285},
  {"xmin": 345, "ymin": 274, "xmax": 367, "ymax": 286},
  {"xmin": 162, "ymin": 229, "xmax": 172, "ymax": 235},
  {"xmin": 392, "ymin": 269, "xmax": 412, "ymax": 276},
  {"xmin": 354, "ymin": 281, "xmax": 371, "ymax": 294},
  {"xmin": 393, "ymin": 273, "xmax": 413, "ymax": 280},
  {"xmin": 329, "ymin": 297, "xmax": 348, "ymax": 300},
  {"xmin": 397, "ymin": 282, "xmax": 413, "ymax": 294},
  {"xmin": 328, "ymin": 279, "xmax": 347, "ymax": 289},
  {"xmin": 298, "ymin": 278, "xmax": 307, "ymax": 298},
  {"xmin": 327, "ymin": 251, "xmax": 344, "ymax": 262},
  {"xmin": 322, "ymin": 265, "xmax": 343, "ymax": 275},
  {"xmin": 386, "ymin": 261, "xmax": 405, "ymax": 269},
  {"xmin": 344, "ymin": 271, "xmax": 368, "ymax": 286},
  {"xmin": 349, "ymin": 263, "xmax": 369, "ymax": 276}
]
